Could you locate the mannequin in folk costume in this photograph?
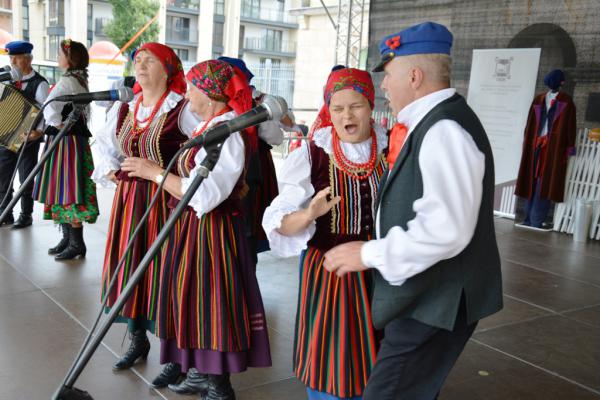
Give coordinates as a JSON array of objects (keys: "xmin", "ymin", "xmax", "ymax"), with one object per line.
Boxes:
[
  {"xmin": 263, "ymin": 67, "xmax": 386, "ymax": 400},
  {"xmin": 515, "ymin": 69, "xmax": 577, "ymax": 228}
]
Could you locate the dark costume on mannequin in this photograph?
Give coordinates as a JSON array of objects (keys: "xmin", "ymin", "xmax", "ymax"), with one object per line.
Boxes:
[{"xmin": 515, "ymin": 69, "xmax": 577, "ymax": 228}]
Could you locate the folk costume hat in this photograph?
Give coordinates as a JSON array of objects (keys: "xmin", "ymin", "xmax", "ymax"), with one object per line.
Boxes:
[
  {"xmin": 132, "ymin": 43, "xmax": 186, "ymax": 95},
  {"xmin": 308, "ymin": 67, "xmax": 375, "ymax": 138},
  {"xmin": 544, "ymin": 69, "xmax": 565, "ymax": 91},
  {"xmin": 372, "ymin": 21, "xmax": 453, "ymax": 72},
  {"xmin": 5, "ymin": 41, "xmax": 33, "ymax": 55},
  {"xmin": 186, "ymin": 59, "xmax": 258, "ymax": 150},
  {"xmin": 218, "ymin": 56, "xmax": 254, "ymax": 83}
]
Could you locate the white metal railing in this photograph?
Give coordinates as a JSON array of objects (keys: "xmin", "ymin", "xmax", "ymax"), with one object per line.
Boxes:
[
  {"xmin": 554, "ymin": 128, "xmax": 600, "ymax": 240},
  {"xmin": 248, "ymin": 62, "xmax": 295, "ymax": 108}
]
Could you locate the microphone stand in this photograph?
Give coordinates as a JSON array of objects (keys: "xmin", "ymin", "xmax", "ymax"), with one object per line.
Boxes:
[
  {"xmin": 52, "ymin": 136, "xmax": 226, "ymax": 400},
  {"xmin": 0, "ymin": 103, "xmax": 84, "ymax": 225}
]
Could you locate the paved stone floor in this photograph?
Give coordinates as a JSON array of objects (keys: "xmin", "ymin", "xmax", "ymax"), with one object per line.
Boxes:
[{"xmin": 0, "ymin": 186, "xmax": 599, "ymax": 399}]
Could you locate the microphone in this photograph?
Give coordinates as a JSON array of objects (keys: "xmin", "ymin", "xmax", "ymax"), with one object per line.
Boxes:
[
  {"xmin": 0, "ymin": 65, "xmax": 11, "ymax": 72},
  {"xmin": 53, "ymin": 87, "xmax": 135, "ymax": 104},
  {"xmin": 182, "ymin": 95, "xmax": 288, "ymax": 150},
  {"xmin": 0, "ymin": 68, "xmax": 22, "ymax": 82}
]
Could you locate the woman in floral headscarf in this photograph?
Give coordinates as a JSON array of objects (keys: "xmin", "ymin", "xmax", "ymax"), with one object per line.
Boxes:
[
  {"xmin": 92, "ymin": 43, "xmax": 200, "ymax": 374},
  {"xmin": 34, "ymin": 39, "xmax": 98, "ymax": 260},
  {"xmin": 262, "ymin": 67, "xmax": 387, "ymax": 400},
  {"xmin": 122, "ymin": 59, "xmax": 271, "ymax": 400}
]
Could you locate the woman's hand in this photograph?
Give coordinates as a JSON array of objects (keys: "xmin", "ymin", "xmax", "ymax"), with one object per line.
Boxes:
[
  {"xmin": 106, "ymin": 170, "xmax": 118, "ymax": 184},
  {"xmin": 306, "ymin": 186, "xmax": 341, "ymax": 220},
  {"xmin": 120, "ymin": 157, "xmax": 163, "ymax": 181}
]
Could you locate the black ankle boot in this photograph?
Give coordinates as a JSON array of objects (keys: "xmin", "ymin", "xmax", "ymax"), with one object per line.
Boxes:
[
  {"xmin": 112, "ymin": 328, "xmax": 150, "ymax": 370},
  {"xmin": 203, "ymin": 373, "xmax": 235, "ymax": 400},
  {"xmin": 55, "ymin": 226, "xmax": 87, "ymax": 260},
  {"xmin": 168, "ymin": 368, "xmax": 210, "ymax": 395},
  {"xmin": 48, "ymin": 224, "xmax": 70, "ymax": 254},
  {"xmin": 151, "ymin": 362, "xmax": 182, "ymax": 388}
]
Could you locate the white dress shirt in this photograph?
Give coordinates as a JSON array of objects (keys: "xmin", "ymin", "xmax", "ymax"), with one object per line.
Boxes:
[
  {"xmin": 91, "ymin": 91, "xmax": 200, "ymax": 187},
  {"xmin": 262, "ymin": 124, "xmax": 388, "ymax": 257},
  {"xmin": 360, "ymin": 88, "xmax": 486, "ymax": 286},
  {"xmin": 181, "ymin": 110, "xmax": 246, "ymax": 218}
]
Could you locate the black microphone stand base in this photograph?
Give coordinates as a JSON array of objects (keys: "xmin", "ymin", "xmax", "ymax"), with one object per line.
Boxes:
[{"xmin": 53, "ymin": 386, "xmax": 94, "ymax": 400}]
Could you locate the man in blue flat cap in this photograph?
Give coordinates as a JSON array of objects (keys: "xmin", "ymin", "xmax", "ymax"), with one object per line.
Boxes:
[
  {"xmin": 0, "ymin": 40, "xmax": 49, "ymax": 229},
  {"xmin": 324, "ymin": 21, "xmax": 503, "ymax": 399}
]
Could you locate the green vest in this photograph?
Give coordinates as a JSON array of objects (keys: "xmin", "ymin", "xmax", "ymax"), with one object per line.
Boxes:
[{"xmin": 372, "ymin": 93, "xmax": 503, "ymax": 330}]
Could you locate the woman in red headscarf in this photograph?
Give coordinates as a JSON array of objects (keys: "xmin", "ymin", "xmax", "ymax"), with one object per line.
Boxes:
[
  {"xmin": 122, "ymin": 59, "xmax": 271, "ymax": 399},
  {"xmin": 92, "ymin": 43, "xmax": 200, "ymax": 373},
  {"xmin": 262, "ymin": 68, "xmax": 387, "ymax": 400}
]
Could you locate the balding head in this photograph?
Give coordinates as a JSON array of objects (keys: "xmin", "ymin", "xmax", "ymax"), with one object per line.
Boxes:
[{"xmin": 380, "ymin": 53, "xmax": 452, "ymax": 115}]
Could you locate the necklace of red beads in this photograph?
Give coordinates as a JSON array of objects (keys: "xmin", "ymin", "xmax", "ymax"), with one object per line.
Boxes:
[
  {"xmin": 131, "ymin": 90, "xmax": 170, "ymax": 135},
  {"xmin": 191, "ymin": 106, "xmax": 232, "ymax": 138},
  {"xmin": 331, "ymin": 127, "xmax": 378, "ymax": 180}
]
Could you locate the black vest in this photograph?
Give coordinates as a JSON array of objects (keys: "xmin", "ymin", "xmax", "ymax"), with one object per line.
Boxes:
[
  {"xmin": 372, "ymin": 93, "xmax": 503, "ymax": 330},
  {"xmin": 18, "ymin": 71, "xmax": 48, "ymax": 105}
]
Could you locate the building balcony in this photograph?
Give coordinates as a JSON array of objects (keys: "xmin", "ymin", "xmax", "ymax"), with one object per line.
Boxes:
[
  {"xmin": 0, "ymin": 0, "xmax": 11, "ymax": 13},
  {"xmin": 240, "ymin": 6, "xmax": 298, "ymax": 29},
  {"xmin": 165, "ymin": 27, "xmax": 198, "ymax": 46},
  {"xmin": 166, "ymin": 0, "xmax": 199, "ymax": 15},
  {"xmin": 243, "ymin": 37, "xmax": 296, "ymax": 58}
]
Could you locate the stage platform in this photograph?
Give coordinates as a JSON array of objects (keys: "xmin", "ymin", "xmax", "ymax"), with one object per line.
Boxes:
[{"xmin": 0, "ymin": 186, "xmax": 599, "ymax": 399}]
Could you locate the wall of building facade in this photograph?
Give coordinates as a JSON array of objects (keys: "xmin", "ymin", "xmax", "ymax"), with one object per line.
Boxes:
[{"xmin": 368, "ymin": 0, "xmax": 600, "ymax": 130}]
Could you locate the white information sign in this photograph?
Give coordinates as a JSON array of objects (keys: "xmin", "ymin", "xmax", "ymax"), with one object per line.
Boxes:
[{"xmin": 467, "ymin": 48, "xmax": 541, "ymax": 215}]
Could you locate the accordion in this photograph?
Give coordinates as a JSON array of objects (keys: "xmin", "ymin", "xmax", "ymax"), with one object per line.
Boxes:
[{"xmin": 0, "ymin": 83, "xmax": 41, "ymax": 153}]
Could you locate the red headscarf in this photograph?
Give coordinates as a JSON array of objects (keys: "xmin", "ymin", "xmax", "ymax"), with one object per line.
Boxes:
[
  {"xmin": 309, "ymin": 68, "xmax": 375, "ymax": 138},
  {"xmin": 186, "ymin": 59, "xmax": 257, "ymax": 151},
  {"xmin": 132, "ymin": 42, "xmax": 186, "ymax": 95}
]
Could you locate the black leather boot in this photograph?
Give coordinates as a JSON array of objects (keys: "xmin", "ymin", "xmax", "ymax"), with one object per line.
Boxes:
[
  {"xmin": 12, "ymin": 213, "xmax": 33, "ymax": 229},
  {"xmin": 112, "ymin": 328, "xmax": 150, "ymax": 370},
  {"xmin": 55, "ymin": 226, "xmax": 87, "ymax": 260},
  {"xmin": 203, "ymin": 373, "xmax": 235, "ymax": 400},
  {"xmin": 151, "ymin": 362, "xmax": 182, "ymax": 388},
  {"xmin": 0, "ymin": 210, "xmax": 14, "ymax": 226},
  {"xmin": 168, "ymin": 368, "xmax": 210, "ymax": 395},
  {"xmin": 48, "ymin": 224, "xmax": 70, "ymax": 254}
]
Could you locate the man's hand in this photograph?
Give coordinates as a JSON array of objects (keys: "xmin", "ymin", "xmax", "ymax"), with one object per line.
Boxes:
[
  {"xmin": 324, "ymin": 241, "xmax": 369, "ymax": 277},
  {"xmin": 21, "ymin": 130, "xmax": 43, "ymax": 142}
]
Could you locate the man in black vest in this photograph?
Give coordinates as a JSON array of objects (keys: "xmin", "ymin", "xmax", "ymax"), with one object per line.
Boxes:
[
  {"xmin": 0, "ymin": 41, "xmax": 49, "ymax": 228},
  {"xmin": 324, "ymin": 22, "xmax": 503, "ymax": 399}
]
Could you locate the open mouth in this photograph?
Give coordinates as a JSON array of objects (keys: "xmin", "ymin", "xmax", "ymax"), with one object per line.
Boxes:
[{"xmin": 344, "ymin": 124, "xmax": 358, "ymax": 135}]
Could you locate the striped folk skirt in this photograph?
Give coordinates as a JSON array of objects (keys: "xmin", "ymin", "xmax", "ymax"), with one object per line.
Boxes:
[
  {"xmin": 33, "ymin": 135, "xmax": 98, "ymax": 224},
  {"xmin": 101, "ymin": 178, "xmax": 171, "ymax": 331},
  {"xmin": 157, "ymin": 209, "xmax": 272, "ymax": 374},
  {"xmin": 294, "ymin": 247, "xmax": 379, "ymax": 399}
]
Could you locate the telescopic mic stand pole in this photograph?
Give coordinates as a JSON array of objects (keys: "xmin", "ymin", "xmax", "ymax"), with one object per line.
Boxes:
[
  {"xmin": 52, "ymin": 137, "xmax": 225, "ymax": 400},
  {"xmin": 0, "ymin": 103, "xmax": 84, "ymax": 225}
]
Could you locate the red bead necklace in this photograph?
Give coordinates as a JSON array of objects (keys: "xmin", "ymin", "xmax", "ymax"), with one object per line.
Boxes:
[
  {"xmin": 131, "ymin": 90, "xmax": 170, "ymax": 135},
  {"xmin": 332, "ymin": 127, "xmax": 378, "ymax": 180},
  {"xmin": 191, "ymin": 107, "xmax": 232, "ymax": 138}
]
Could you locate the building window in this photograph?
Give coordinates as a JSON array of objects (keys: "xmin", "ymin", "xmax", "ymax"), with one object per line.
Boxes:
[
  {"xmin": 173, "ymin": 48, "xmax": 189, "ymax": 61},
  {"xmin": 87, "ymin": 4, "xmax": 93, "ymax": 47},
  {"xmin": 0, "ymin": 0, "xmax": 11, "ymax": 10},
  {"xmin": 166, "ymin": 15, "xmax": 190, "ymax": 42},
  {"xmin": 242, "ymin": 0, "xmax": 261, "ymax": 19},
  {"xmin": 22, "ymin": 0, "xmax": 29, "ymax": 41},
  {"xmin": 263, "ymin": 29, "xmax": 282, "ymax": 52},
  {"xmin": 214, "ymin": 0, "xmax": 224, "ymax": 15},
  {"xmin": 48, "ymin": 35, "xmax": 64, "ymax": 61},
  {"xmin": 212, "ymin": 21, "xmax": 224, "ymax": 48},
  {"xmin": 48, "ymin": 0, "xmax": 65, "ymax": 27}
]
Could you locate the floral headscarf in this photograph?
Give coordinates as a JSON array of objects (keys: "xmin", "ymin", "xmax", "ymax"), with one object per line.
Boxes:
[
  {"xmin": 186, "ymin": 59, "xmax": 257, "ymax": 150},
  {"xmin": 132, "ymin": 42, "xmax": 186, "ymax": 95},
  {"xmin": 309, "ymin": 67, "xmax": 375, "ymax": 138}
]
